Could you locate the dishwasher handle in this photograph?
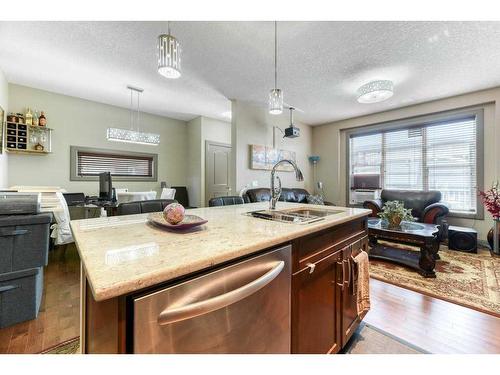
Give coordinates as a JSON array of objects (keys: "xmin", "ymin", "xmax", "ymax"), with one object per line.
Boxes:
[{"xmin": 157, "ymin": 260, "xmax": 285, "ymax": 326}]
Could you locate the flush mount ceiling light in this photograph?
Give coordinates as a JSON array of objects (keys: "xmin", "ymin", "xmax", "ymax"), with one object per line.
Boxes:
[
  {"xmin": 157, "ymin": 21, "xmax": 181, "ymax": 79},
  {"xmin": 357, "ymin": 80, "xmax": 394, "ymax": 104},
  {"xmin": 107, "ymin": 86, "xmax": 160, "ymax": 146},
  {"xmin": 269, "ymin": 21, "xmax": 283, "ymax": 115}
]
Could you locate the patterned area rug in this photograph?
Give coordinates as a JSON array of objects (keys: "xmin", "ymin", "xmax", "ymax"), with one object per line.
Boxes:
[
  {"xmin": 369, "ymin": 243, "xmax": 500, "ymax": 317},
  {"xmin": 41, "ymin": 338, "xmax": 79, "ymax": 354}
]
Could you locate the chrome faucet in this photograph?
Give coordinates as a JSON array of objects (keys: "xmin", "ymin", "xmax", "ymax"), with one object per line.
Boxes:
[{"xmin": 270, "ymin": 159, "xmax": 304, "ymax": 210}]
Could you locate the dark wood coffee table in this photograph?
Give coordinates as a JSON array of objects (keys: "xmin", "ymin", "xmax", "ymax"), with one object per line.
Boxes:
[{"xmin": 367, "ymin": 218, "xmax": 440, "ymax": 278}]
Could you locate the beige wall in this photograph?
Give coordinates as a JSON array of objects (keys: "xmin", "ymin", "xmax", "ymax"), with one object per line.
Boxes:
[
  {"xmin": 7, "ymin": 84, "xmax": 188, "ymax": 196},
  {"xmin": 0, "ymin": 69, "xmax": 8, "ymax": 188},
  {"xmin": 187, "ymin": 116, "xmax": 231, "ymax": 207},
  {"xmin": 231, "ymin": 100, "xmax": 313, "ymax": 194},
  {"xmin": 312, "ymin": 87, "xmax": 500, "ymax": 240}
]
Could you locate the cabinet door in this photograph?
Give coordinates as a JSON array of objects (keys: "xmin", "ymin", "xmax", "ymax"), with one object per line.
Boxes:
[
  {"xmin": 340, "ymin": 236, "xmax": 369, "ymax": 346},
  {"xmin": 292, "ymin": 250, "xmax": 342, "ymax": 354}
]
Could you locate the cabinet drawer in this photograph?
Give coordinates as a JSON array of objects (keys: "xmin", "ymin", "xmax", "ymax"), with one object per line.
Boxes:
[{"xmin": 294, "ymin": 218, "xmax": 367, "ymax": 273}]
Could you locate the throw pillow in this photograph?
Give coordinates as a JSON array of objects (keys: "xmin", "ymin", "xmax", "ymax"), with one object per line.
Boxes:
[{"xmin": 306, "ymin": 195, "xmax": 325, "ymax": 205}]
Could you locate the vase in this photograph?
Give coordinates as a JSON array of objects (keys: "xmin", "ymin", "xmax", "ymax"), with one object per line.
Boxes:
[
  {"xmin": 487, "ymin": 219, "xmax": 500, "ymax": 255},
  {"xmin": 388, "ymin": 216, "xmax": 402, "ymax": 228}
]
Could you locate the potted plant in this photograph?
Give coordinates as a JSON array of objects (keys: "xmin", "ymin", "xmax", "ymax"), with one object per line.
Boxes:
[
  {"xmin": 479, "ymin": 182, "xmax": 500, "ymax": 255},
  {"xmin": 378, "ymin": 200, "xmax": 415, "ymax": 228}
]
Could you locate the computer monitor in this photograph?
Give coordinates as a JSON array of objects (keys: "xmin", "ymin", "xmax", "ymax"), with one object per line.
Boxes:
[{"xmin": 99, "ymin": 172, "xmax": 113, "ymax": 200}]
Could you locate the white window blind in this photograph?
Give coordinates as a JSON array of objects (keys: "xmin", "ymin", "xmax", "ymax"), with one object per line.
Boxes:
[
  {"xmin": 77, "ymin": 151, "xmax": 154, "ymax": 178},
  {"xmin": 349, "ymin": 115, "xmax": 478, "ymax": 214}
]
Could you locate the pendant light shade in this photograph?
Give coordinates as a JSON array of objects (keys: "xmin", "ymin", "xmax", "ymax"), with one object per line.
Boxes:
[
  {"xmin": 107, "ymin": 86, "xmax": 160, "ymax": 146},
  {"xmin": 158, "ymin": 22, "xmax": 181, "ymax": 79},
  {"xmin": 269, "ymin": 21, "xmax": 283, "ymax": 115},
  {"xmin": 269, "ymin": 88, "xmax": 284, "ymax": 115}
]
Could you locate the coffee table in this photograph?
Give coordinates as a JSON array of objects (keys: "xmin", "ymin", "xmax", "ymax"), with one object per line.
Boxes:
[{"xmin": 367, "ymin": 218, "xmax": 440, "ymax": 278}]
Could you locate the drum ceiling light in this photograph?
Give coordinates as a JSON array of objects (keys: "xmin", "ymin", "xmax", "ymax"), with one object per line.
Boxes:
[
  {"xmin": 158, "ymin": 21, "xmax": 181, "ymax": 79},
  {"xmin": 357, "ymin": 80, "xmax": 394, "ymax": 104}
]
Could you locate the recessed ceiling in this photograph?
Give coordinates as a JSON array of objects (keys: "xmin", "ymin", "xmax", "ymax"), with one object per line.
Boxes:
[{"xmin": 1, "ymin": 21, "xmax": 500, "ymax": 125}]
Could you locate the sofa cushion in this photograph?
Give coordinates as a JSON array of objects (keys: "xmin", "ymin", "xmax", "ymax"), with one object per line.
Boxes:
[
  {"xmin": 279, "ymin": 188, "xmax": 297, "ymax": 202},
  {"xmin": 245, "ymin": 188, "xmax": 271, "ymax": 203}
]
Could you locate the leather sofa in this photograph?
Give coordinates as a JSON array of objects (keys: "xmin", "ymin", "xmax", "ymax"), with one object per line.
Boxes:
[
  {"xmin": 363, "ymin": 190, "xmax": 449, "ymax": 225},
  {"xmin": 209, "ymin": 196, "xmax": 245, "ymax": 207},
  {"xmin": 116, "ymin": 199, "xmax": 177, "ymax": 216},
  {"xmin": 243, "ymin": 188, "xmax": 333, "ymax": 205}
]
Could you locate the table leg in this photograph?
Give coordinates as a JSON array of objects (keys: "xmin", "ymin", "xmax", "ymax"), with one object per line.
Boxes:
[{"xmin": 419, "ymin": 240, "xmax": 437, "ymax": 278}]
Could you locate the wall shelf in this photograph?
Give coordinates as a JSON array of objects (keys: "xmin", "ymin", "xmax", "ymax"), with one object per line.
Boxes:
[{"xmin": 3, "ymin": 121, "xmax": 53, "ymax": 155}]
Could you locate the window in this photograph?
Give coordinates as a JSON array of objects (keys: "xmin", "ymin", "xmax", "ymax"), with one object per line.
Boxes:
[
  {"xmin": 348, "ymin": 109, "xmax": 483, "ymax": 217},
  {"xmin": 70, "ymin": 146, "xmax": 158, "ymax": 182}
]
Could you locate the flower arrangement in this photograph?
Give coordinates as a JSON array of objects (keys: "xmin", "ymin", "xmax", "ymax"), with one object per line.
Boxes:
[
  {"xmin": 479, "ymin": 182, "xmax": 500, "ymax": 220},
  {"xmin": 378, "ymin": 200, "xmax": 415, "ymax": 228}
]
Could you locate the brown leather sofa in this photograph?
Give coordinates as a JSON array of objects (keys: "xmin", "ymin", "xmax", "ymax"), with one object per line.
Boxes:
[
  {"xmin": 243, "ymin": 188, "xmax": 333, "ymax": 205},
  {"xmin": 363, "ymin": 190, "xmax": 449, "ymax": 224}
]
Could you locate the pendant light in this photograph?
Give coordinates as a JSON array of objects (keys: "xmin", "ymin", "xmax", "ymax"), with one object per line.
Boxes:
[
  {"xmin": 107, "ymin": 86, "xmax": 160, "ymax": 146},
  {"xmin": 269, "ymin": 21, "xmax": 283, "ymax": 115},
  {"xmin": 158, "ymin": 21, "xmax": 181, "ymax": 79}
]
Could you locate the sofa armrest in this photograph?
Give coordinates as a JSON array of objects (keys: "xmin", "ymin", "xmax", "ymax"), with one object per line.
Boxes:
[
  {"xmin": 422, "ymin": 202, "xmax": 449, "ymax": 224},
  {"xmin": 363, "ymin": 199, "xmax": 383, "ymax": 217}
]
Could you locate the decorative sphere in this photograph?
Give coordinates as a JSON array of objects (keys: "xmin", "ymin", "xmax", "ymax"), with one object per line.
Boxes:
[{"xmin": 163, "ymin": 203, "xmax": 185, "ymax": 225}]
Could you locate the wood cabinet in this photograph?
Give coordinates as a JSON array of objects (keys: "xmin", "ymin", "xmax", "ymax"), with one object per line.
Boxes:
[
  {"xmin": 291, "ymin": 217, "xmax": 368, "ymax": 354},
  {"xmin": 292, "ymin": 249, "xmax": 342, "ymax": 354}
]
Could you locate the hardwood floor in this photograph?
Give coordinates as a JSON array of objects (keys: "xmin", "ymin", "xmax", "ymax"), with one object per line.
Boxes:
[
  {"xmin": 0, "ymin": 244, "xmax": 80, "ymax": 354},
  {"xmin": 1, "ymin": 244, "xmax": 498, "ymax": 354},
  {"xmin": 364, "ymin": 278, "xmax": 500, "ymax": 354}
]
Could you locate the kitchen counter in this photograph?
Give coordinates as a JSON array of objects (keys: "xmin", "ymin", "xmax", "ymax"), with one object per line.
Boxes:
[{"xmin": 71, "ymin": 202, "xmax": 370, "ymax": 301}]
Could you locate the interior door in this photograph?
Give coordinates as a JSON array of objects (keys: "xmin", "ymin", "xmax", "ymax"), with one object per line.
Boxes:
[
  {"xmin": 340, "ymin": 237, "xmax": 368, "ymax": 346},
  {"xmin": 292, "ymin": 250, "xmax": 342, "ymax": 354},
  {"xmin": 205, "ymin": 141, "xmax": 232, "ymax": 206}
]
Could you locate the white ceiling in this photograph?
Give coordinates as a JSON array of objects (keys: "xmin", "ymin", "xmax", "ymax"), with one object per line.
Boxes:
[{"xmin": 1, "ymin": 21, "xmax": 500, "ymax": 125}]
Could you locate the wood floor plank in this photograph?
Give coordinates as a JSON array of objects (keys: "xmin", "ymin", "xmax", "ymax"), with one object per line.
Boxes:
[
  {"xmin": 364, "ymin": 278, "xmax": 500, "ymax": 354},
  {"xmin": 0, "ymin": 244, "xmax": 80, "ymax": 354}
]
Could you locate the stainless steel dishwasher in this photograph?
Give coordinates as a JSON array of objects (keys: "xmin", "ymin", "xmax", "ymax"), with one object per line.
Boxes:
[{"xmin": 133, "ymin": 245, "xmax": 291, "ymax": 353}]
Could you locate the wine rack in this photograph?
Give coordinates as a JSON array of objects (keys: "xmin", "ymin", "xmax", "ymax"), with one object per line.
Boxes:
[{"xmin": 4, "ymin": 121, "xmax": 52, "ymax": 154}]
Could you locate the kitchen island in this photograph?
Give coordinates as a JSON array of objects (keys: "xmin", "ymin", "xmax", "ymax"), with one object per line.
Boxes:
[{"xmin": 71, "ymin": 202, "xmax": 371, "ymax": 354}]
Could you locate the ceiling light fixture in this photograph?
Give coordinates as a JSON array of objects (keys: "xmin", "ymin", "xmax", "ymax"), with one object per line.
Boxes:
[
  {"xmin": 357, "ymin": 80, "xmax": 394, "ymax": 104},
  {"xmin": 269, "ymin": 21, "xmax": 283, "ymax": 115},
  {"xmin": 107, "ymin": 86, "xmax": 160, "ymax": 146},
  {"xmin": 158, "ymin": 21, "xmax": 181, "ymax": 79}
]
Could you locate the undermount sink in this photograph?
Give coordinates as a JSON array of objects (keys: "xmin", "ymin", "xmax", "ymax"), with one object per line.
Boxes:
[
  {"xmin": 282, "ymin": 208, "xmax": 344, "ymax": 217},
  {"xmin": 246, "ymin": 207, "xmax": 343, "ymax": 224}
]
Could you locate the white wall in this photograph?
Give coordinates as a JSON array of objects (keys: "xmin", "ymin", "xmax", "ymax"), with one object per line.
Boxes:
[
  {"xmin": 0, "ymin": 69, "xmax": 8, "ymax": 188},
  {"xmin": 231, "ymin": 100, "xmax": 313, "ymax": 194},
  {"xmin": 312, "ymin": 87, "xmax": 500, "ymax": 240},
  {"xmin": 7, "ymin": 84, "xmax": 188, "ymax": 196},
  {"xmin": 187, "ymin": 116, "xmax": 231, "ymax": 207}
]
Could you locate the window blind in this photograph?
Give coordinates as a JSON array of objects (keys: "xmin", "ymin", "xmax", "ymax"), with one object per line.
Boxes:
[
  {"xmin": 349, "ymin": 115, "xmax": 478, "ymax": 214},
  {"xmin": 77, "ymin": 151, "xmax": 154, "ymax": 178}
]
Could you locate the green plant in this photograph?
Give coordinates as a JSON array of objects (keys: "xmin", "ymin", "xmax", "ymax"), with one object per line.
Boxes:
[{"xmin": 378, "ymin": 200, "xmax": 415, "ymax": 227}]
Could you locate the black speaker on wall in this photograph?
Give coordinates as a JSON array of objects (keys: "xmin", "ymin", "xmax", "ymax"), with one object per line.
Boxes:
[{"xmin": 448, "ymin": 226, "xmax": 478, "ymax": 253}]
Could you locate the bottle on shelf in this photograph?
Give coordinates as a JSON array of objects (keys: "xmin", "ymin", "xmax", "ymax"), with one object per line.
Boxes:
[
  {"xmin": 39, "ymin": 111, "xmax": 47, "ymax": 126},
  {"xmin": 33, "ymin": 110, "xmax": 39, "ymax": 126},
  {"xmin": 25, "ymin": 108, "xmax": 33, "ymax": 126}
]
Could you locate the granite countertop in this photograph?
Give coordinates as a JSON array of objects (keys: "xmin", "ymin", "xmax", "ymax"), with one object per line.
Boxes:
[{"xmin": 70, "ymin": 202, "xmax": 370, "ymax": 301}]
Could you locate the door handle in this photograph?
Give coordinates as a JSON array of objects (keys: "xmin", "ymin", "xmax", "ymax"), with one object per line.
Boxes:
[
  {"xmin": 336, "ymin": 261, "xmax": 345, "ymax": 291},
  {"xmin": 345, "ymin": 259, "xmax": 351, "ymax": 288},
  {"xmin": 157, "ymin": 261, "xmax": 285, "ymax": 325},
  {"xmin": 305, "ymin": 263, "xmax": 316, "ymax": 274}
]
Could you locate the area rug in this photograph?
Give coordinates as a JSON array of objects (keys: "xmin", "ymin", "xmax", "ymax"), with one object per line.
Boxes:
[
  {"xmin": 342, "ymin": 323, "xmax": 428, "ymax": 354},
  {"xmin": 40, "ymin": 338, "xmax": 79, "ymax": 354},
  {"xmin": 369, "ymin": 243, "xmax": 500, "ymax": 317}
]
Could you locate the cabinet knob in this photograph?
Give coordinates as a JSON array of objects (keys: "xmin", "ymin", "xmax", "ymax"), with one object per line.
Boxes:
[{"xmin": 305, "ymin": 263, "xmax": 316, "ymax": 274}]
